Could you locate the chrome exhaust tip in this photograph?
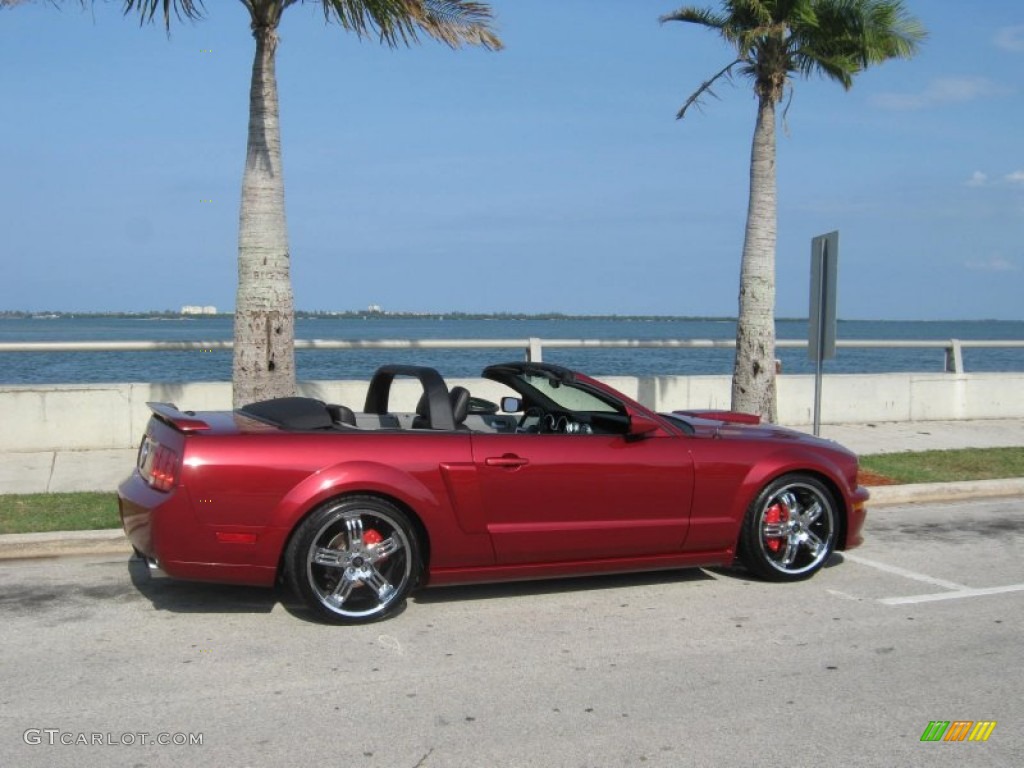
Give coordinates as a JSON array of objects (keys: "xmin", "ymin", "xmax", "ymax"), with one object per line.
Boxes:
[{"xmin": 145, "ymin": 556, "xmax": 168, "ymax": 578}]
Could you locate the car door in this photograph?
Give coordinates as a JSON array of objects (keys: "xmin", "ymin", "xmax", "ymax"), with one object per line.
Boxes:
[{"xmin": 470, "ymin": 430, "xmax": 694, "ymax": 565}]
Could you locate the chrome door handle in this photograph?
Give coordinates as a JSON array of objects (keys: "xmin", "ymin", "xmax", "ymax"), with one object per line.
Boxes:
[{"xmin": 485, "ymin": 455, "xmax": 529, "ymax": 468}]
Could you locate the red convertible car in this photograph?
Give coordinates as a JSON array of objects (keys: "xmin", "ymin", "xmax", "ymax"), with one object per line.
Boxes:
[{"xmin": 118, "ymin": 362, "xmax": 868, "ymax": 624}]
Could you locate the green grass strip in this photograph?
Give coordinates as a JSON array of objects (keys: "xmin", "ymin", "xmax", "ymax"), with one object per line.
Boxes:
[
  {"xmin": 0, "ymin": 492, "xmax": 120, "ymax": 535},
  {"xmin": 859, "ymin": 447, "xmax": 1024, "ymax": 485}
]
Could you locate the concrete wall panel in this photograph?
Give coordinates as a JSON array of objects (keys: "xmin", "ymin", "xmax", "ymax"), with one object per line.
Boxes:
[{"xmin": 2, "ymin": 372, "xmax": 1023, "ymax": 453}]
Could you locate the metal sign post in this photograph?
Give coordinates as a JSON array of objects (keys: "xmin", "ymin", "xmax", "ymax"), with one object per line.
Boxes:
[{"xmin": 809, "ymin": 231, "xmax": 839, "ymax": 436}]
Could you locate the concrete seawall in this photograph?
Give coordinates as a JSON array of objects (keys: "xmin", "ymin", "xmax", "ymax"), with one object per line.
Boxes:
[
  {"xmin": 4, "ymin": 371, "xmax": 1023, "ymax": 453},
  {"xmin": 3, "ymin": 371, "xmax": 1023, "ymax": 494}
]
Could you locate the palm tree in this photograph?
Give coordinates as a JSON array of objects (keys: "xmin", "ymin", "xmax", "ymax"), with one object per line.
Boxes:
[
  {"xmin": 122, "ymin": 1, "xmax": 501, "ymax": 406},
  {"xmin": 661, "ymin": 1, "xmax": 924, "ymax": 422}
]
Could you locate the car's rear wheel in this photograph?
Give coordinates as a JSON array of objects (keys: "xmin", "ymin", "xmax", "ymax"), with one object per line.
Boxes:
[
  {"xmin": 285, "ymin": 496, "xmax": 421, "ymax": 624},
  {"xmin": 739, "ymin": 474, "xmax": 838, "ymax": 581}
]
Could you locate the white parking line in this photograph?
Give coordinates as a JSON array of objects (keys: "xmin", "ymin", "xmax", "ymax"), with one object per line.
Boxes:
[
  {"xmin": 842, "ymin": 553, "xmax": 969, "ymax": 591},
  {"xmin": 880, "ymin": 584, "xmax": 1024, "ymax": 605},
  {"xmin": 842, "ymin": 553, "xmax": 1024, "ymax": 606}
]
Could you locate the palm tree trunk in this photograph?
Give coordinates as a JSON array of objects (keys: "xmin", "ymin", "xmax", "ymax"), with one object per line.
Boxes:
[
  {"xmin": 731, "ymin": 93, "xmax": 778, "ymax": 422},
  {"xmin": 232, "ymin": 24, "xmax": 296, "ymax": 408}
]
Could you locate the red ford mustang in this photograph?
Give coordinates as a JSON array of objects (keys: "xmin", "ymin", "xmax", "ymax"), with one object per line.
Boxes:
[{"xmin": 118, "ymin": 362, "xmax": 868, "ymax": 624}]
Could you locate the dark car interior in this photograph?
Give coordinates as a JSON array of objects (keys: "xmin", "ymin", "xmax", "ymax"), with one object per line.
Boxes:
[
  {"xmin": 237, "ymin": 363, "xmax": 640, "ymax": 436},
  {"xmin": 238, "ymin": 364, "xmax": 517, "ymax": 434}
]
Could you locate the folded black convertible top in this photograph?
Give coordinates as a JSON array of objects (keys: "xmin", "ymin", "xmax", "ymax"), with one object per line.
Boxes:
[{"xmin": 238, "ymin": 397, "xmax": 333, "ymax": 430}]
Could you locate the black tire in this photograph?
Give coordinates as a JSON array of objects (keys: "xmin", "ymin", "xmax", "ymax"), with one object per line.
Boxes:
[
  {"xmin": 285, "ymin": 495, "xmax": 422, "ymax": 624},
  {"xmin": 738, "ymin": 473, "xmax": 838, "ymax": 582}
]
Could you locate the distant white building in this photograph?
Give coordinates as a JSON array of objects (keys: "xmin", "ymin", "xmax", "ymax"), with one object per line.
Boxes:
[{"xmin": 181, "ymin": 305, "xmax": 218, "ymax": 315}]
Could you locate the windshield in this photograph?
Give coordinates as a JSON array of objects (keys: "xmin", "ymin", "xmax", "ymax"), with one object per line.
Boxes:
[{"xmin": 520, "ymin": 374, "xmax": 619, "ymax": 413}]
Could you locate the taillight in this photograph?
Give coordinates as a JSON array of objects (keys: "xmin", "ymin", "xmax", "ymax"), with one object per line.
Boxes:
[{"xmin": 138, "ymin": 435, "xmax": 180, "ymax": 492}]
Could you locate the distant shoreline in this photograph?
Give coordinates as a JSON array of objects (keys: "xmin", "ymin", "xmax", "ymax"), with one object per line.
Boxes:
[
  {"xmin": 2, "ymin": 310, "xmax": 736, "ymax": 322},
  {"xmin": 0, "ymin": 310, "xmax": 1015, "ymax": 324}
]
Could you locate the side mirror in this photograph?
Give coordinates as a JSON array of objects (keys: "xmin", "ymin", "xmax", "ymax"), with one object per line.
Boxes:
[
  {"xmin": 501, "ymin": 396, "xmax": 523, "ymax": 414},
  {"xmin": 628, "ymin": 413, "xmax": 661, "ymax": 437}
]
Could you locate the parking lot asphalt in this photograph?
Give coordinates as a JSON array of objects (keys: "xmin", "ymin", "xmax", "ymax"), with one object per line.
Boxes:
[{"xmin": 1, "ymin": 496, "xmax": 1021, "ymax": 767}]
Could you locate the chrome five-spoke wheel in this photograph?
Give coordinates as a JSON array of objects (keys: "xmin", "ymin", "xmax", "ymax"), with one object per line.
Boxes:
[
  {"xmin": 739, "ymin": 474, "xmax": 838, "ymax": 581},
  {"xmin": 286, "ymin": 496, "xmax": 421, "ymax": 623}
]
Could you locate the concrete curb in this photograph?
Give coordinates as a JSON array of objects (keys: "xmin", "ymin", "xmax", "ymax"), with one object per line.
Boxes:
[
  {"xmin": 0, "ymin": 529, "xmax": 132, "ymax": 560},
  {"xmin": 866, "ymin": 477, "xmax": 1024, "ymax": 506},
  {"xmin": 1, "ymin": 480, "xmax": 1022, "ymax": 561}
]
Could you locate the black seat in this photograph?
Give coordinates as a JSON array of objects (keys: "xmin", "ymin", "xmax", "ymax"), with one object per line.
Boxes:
[
  {"xmin": 412, "ymin": 392, "xmax": 433, "ymax": 429},
  {"xmin": 412, "ymin": 386, "xmax": 471, "ymax": 430},
  {"xmin": 326, "ymin": 403, "xmax": 356, "ymax": 427},
  {"xmin": 449, "ymin": 386, "xmax": 470, "ymax": 427}
]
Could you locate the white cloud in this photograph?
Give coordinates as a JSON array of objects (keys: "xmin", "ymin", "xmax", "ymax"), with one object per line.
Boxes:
[
  {"xmin": 965, "ymin": 257, "xmax": 1019, "ymax": 273},
  {"xmin": 966, "ymin": 171, "xmax": 988, "ymax": 187},
  {"xmin": 871, "ymin": 76, "xmax": 1005, "ymax": 110},
  {"xmin": 967, "ymin": 170, "xmax": 1024, "ymax": 187},
  {"xmin": 994, "ymin": 25, "xmax": 1024, "ymax": 52}
]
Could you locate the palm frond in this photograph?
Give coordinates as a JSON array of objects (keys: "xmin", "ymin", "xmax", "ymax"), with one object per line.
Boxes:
[
  {"xmin": 121, "ymin": 0, "xmax": 205, "ymax": 28},
  {"xmin": 413, "ymin": 0, "xmax": 502, "ymax": 49},
  {"xmin": 316, "ymin": 0, "xmax": 501, "ymax": 50},
  {"xmin": 664, "ymin": 0, "xmax": 925, "ymax": 114},
  {"xmin": 727, "ymin": 0, "xmax": 773, "ymax": 28},
  {"xmin": 793, "ymin": 49, "xmax": 858, "ymax": 88},
  {"xmin": 1, "ymin": 0, "xmax": 58, "ymax": 7},
  {"xmin": 858, "ymin": 0, "xmax": 926, "ymax": 61},
  {"xmin": 792, "ymin": 0, "xmax": 925, "ymax": 85},
  {"xmin": 675, "ymin": 57, "xmax": 743, "ymax": 119},
  {"xmin": 659, "ymin": 6, "xmax": 728, "ymax": 29}
]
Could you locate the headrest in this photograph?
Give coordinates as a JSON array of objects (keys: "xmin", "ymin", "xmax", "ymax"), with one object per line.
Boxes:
[
  {"xmin": 415, "ymin": 392, "xmax": 431, "ymax": 419},
  {"xmin": 326, "ymin": 403, "xmax": 356, "ymax": 426},
  {"xmin": 449, "ymin": 386, "xmax": 470, "ymax": 425}
]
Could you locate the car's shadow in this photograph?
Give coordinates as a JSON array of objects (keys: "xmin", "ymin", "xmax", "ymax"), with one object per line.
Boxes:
[
  {"xmin": 708, "ymin": 551, "xmax": 845, "ymax": 579},
  {"xmin": 126, "ymin": 558, "xmax": 723, "ymax": 623},
  {"xmin": 127, "ymin": 555, "xmax": 845, "ymax": 623},
  {"xmin": 127, "ymin": 556, "xmax": 285, "ymax": 616},
  {"xmin": 413, "ymin": 567, "xmax": 718, "ymax": 607},
  {"xmin": 127, "ymin": 556, "xmax": 391, "ymax": 624},
  {"xmin": 417, "ymin": 552, "xmax": 848, "ymax": 604},
  {"xmin": 825, "ymin": 551, "xmax": 846, "ymax": 569}
]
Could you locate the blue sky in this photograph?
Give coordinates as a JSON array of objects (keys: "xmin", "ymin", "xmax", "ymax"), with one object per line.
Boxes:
[{"xmin": 2, "ymin": 1, "xmax": 1022, "ymax": 319}]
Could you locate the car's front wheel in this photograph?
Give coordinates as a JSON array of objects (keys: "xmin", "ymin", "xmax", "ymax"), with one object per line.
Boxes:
[
  {"xmin": 285, "ymin": 495, "xmax": 422, "ymax": 624},
  {"xmin": 738, "ymin": 474, "xmax": 838, "ymax": 581}
]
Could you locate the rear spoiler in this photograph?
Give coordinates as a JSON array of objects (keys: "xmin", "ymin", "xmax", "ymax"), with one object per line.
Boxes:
[
  {"xmin": 147, "ymin": 402, "xmax": 211, "ymax": 433},
  {"xmin": 673, "ymin": 409, "xmax": 761, "ymax": 425}
]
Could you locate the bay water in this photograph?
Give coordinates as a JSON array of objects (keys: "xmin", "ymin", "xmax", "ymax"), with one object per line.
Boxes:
[{"xmin": 1, "ymin": 316, "xmax": 1022, "ymax": 385}]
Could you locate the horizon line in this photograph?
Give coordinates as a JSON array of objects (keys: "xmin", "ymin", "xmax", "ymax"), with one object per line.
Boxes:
[{"xmin": 0, "ymin": 310, "xmax": 1019, "ymax": 324}]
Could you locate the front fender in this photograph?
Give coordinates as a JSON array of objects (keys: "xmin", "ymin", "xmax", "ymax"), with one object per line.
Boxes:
[
  {"xmin": 735, "ymin": 447, "xmax": 853, "ymax": 509},
  {"xmin": 727, "ymin": 446, "xmax": 861, "ymax": 542},
  {"xmin": 687, "ymin": 441, "xmax": 859, "ymax": 553}
]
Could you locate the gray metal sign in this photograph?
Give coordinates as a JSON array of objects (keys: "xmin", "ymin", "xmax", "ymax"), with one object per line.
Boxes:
[
  {"xmin": 809, "ymin": 231, "xmax": 839, "ymax": 361},
  {"xmin": 809, "ymin": 231, "xmax": 839, "ymax": 436}
]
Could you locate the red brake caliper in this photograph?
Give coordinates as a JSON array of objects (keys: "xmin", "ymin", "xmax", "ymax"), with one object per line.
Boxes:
[
  {"xmin": 363, "ymin": 529, "xmax": 385, "ymax": 560},
  {"xmin": 764, "ymin": 503, "xmax": 788, "ymax": 552}
]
